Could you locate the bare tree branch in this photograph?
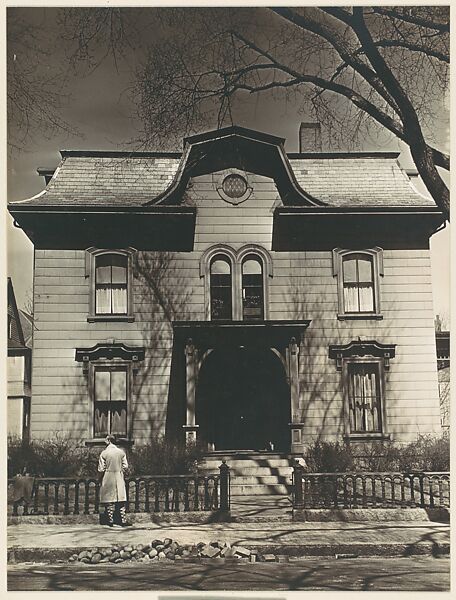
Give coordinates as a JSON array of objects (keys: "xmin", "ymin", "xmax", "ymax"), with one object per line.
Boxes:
[
  {"xmin": 350, "ymin": 7, "xmax": 449, "ymax": 219},
  {"xmin": 8, "ymin": 7, "xmax": 449, "ymax": 220},
  {"xmin": 271, "ymin": 7, "xmax": 401, "ymax": 115},
  {"xmin": 367, "ymin": 39, "xmax": 448, "ymax": 64},
  {"xmin": 372, "ymin": 7, "xmax": 449, "ymax": 33}
]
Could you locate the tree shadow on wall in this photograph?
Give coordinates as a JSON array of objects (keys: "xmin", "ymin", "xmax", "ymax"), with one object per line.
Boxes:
[
  {"xmin": 287, "ymin": 261, "xmax": 393, "ymax": 451},
  {"xmin": 133, "ymin": 251, "xmax": 194, "ymax": 443}
]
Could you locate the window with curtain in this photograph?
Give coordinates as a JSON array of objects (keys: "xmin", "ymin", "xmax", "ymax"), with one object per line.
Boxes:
[
  {"xmin": 342, "ymin": 254, "xmax": 375, "ymax": 313},
  {"xmin": 94, "ymin": 367, "xmax": 127, "ymax": 437},
  {"xmin": 95, "ymin": 254, "xmax": 128, "ymax": 315},
  {"xmin": 347, "ymin": 363, "xmax": 382, "ymax": 433},
  {"xmin": 242, "ymin": 255, "xmax": 264, "ymax": 320},
  {"xmin": 210, "ymin": 255, "xmax": 232, "ymax": 320}
]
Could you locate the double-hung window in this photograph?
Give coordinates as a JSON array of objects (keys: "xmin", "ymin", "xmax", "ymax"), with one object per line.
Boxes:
[
  {"xmin": 347, "ymin": 362, "xmax": 382, "ymax": 434},
  {"xmin": 75, "ymin": 342, "xmax": 144, "ymax": 444},
  {"xmin": 342, "ymin": 254, "xmax": 375, "ymax": 313},
  {"xmin": 86, "ymin": 248, "xmax": 135, "ymax": 322},
  {"xmin": 95, "ymin": 254, "xmax": 128, "ymax": 315},
  {"xmin": 329, "ymin": 341, "xmax": 395, "ymax": 440},
  {"xmin": 333, "ymin": 248, "xmax": 383, "ymax": 319},
  {"xmin": 93, "ymin": 366, "xmax": 128, "ymax": 438}
]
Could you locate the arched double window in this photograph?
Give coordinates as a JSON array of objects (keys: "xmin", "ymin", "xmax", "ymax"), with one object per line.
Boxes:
[{"xmin": 202, "ymin": 245, "xmax": 272, "ymax": 321}]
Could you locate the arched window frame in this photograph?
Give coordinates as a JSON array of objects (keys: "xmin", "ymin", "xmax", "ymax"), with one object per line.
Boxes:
[
  {"xmin": 200, "ymin": 245, "xmax": 237, "ymax": 321},
  {"xmin": 237, "ymin": 245, "xmax": 272, "ymax": 321},
  {"xmin": 332, "ymin": 247, "xmax": 384, "ymax": 320},
  {"xmin": 86, "ymin": 247, "xmax": 136, "ymax": 322},
  {"xmin": 209, "ymin": 253, "xmax": 234, "ymax": 321},
  {"xmin": 200, "ymin": 244, "xmax": 272, "ymax": 321}
]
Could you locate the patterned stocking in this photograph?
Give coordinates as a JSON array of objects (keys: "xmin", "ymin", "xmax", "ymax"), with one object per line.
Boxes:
[
  {"xmin": 119, "ymin": 504, "xmax": 128, "ymax": 524},
  {"xmin": 105, "ymin": 503, "xmax": 115, "ymax": 525}
]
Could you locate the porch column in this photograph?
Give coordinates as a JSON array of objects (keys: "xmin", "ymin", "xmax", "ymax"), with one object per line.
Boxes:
[
  {"xmin": 183, "ymin": 338, "xmax": 199, "ymax": 444},
  {"xmin": 288, "ymin": 336, "xmax": 304, "ymax": 454}
]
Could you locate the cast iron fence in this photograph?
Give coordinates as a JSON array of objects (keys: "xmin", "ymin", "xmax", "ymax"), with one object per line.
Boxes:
[
  {"xmin": 8, "ymin": 461, "xmax": 230, "ymax": 516},
  {"xmin": 292, "ymin": 464, "xmax": 450, "ymax": 509}
]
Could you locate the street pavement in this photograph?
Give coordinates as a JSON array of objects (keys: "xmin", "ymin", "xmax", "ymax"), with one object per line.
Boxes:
[
  {"xmin": 7, "ymin": 556, "xmax": 450, "ymax": 591},
  {"xmin": 8, "ymin": 520, "xmax": 450, "ymax": 558},
  {"xmin": 7, "ymin": 494, "xmax": 450, "ymax": 592}
]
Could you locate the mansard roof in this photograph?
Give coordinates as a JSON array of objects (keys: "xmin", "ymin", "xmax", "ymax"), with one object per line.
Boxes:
[
  {"xmin": 7, "ymin": 278, "xmax": 32, "ymax": 351},
  {"xmin": 9, "ymin": 125, "xmax": 435, "ymax": 210}
]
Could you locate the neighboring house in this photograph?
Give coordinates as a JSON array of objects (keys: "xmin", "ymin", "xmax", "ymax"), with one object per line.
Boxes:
[
  {"xmin": 7, "ymin": 278, "xmax": 32, "ymax": 440},
  {"xmin": 435, "ymin": 322, "xmax": 450, "ymax": 435},
  {"xmin": 8, "ymin": 125, "xmax": 445, "ymax": 453}
]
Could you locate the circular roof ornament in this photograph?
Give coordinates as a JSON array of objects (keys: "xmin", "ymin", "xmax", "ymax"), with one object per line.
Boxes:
[
  {"xmin": 222, "ymin": 174, "xmax": 248, "ymax": 198},
  {"xmin": 217, "ymin": 173, "xmax": 252, "ymax": 205}
]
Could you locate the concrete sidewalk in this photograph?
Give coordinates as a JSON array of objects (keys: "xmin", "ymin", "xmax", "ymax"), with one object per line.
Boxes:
[{"xmin": 7, "ymin": 520, "xmax": 450, "ymax": 562}]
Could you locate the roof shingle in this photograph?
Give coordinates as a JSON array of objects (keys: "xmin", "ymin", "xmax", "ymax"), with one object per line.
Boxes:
[
  {"xmin": 9, "ymin": 151, "xmax": 434, "ymax": 209},
  {"xmin": 289, "ymin": 157, "xmax": 433, "ymax": 207}
]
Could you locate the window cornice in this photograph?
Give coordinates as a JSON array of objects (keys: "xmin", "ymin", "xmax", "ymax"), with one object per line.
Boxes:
[
  {"xmin": 329, "ymin": 340, "xmax": 396, "ymax": 371},
  {"xmin": 329, "ymin": 341, "xmax": 394, "ymax": 440},
  {"xmin": 75, "ymin": 342, "xmax": 145, "ymax": 374}
]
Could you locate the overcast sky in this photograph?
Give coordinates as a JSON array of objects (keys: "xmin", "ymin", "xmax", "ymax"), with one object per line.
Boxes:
[{"xmin": 6, "ymin": 6, "xmax": 450, "ymax": 322}]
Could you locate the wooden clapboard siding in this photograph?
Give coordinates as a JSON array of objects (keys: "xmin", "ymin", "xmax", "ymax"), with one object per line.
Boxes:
[
  {"xmin": 192, "ymin": 173, "xmax": 275, "ymax": 252},
  {"xmin": 29, "ymin": 171, "xmax": 441, "ymax": 445}
]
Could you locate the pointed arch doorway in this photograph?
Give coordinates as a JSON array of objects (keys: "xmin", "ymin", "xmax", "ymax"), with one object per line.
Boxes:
[{"xmin": 196, "ymin": 346, "xmax": 290, "ymax": 452}]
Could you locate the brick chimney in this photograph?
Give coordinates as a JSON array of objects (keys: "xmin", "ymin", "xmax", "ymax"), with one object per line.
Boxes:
[{"xmin": 299, "ymin": 122, "xmax": 322, "ymax": 153}]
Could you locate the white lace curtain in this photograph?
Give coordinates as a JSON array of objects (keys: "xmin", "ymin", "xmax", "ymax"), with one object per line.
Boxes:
[
  {"xmin": 343, "ymin": 284, "xmax": 374, "ymax": 312},
  {"xmin": 349, "ymin": 365, "xmax": 381, "ymax": 432},
  {"xmin": 96, "ymin": 287, "xmax": 127, "ymax": 314}
]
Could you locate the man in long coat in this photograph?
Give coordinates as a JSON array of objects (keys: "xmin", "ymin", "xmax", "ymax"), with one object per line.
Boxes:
[{"xmin": 98, "ymin": 435, "xmax": 132, "ymax": 527}]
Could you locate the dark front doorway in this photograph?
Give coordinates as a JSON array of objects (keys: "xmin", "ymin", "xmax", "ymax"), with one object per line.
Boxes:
[{"xmin": 196, "ymin": 346, "xmax": 291, "ymax": 452}]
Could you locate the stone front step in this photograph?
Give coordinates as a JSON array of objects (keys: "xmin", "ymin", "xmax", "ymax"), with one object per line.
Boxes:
[
  {"xmin": 230, "ymin": 483, "xmax": 291, "ymax": 495},
  {"xmin": 199, "ymin": 453, "xmax": 295, "ymax": 471},
  {"xmin": 205, "ymin": 467, "xmax": 293, "ymax": 479},
  {"xmin": 229, "ymin": 475, "xmax": 293, "ymax": 486},
  {"xmin": 201, "ymin": 463, "xmax": 293, "ymax": 474},
  {"xmin": 198, "ymin": 453, "xmax": 295, "ymax": 496},
  {"xmin": 229, "ymin": 494, "xmax": 293, "ymax": 517},
  {"xmin": 227, "ymin": 465, "xmax": 294, "ymax": 473}
]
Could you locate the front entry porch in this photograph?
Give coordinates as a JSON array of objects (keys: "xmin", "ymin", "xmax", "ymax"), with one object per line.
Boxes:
[
  {"xmin": 196, "ymin": 347, "xmax": 290, "ymax": 452},
  {"xmin": 173, "ymin": 320, "xmax": 311, "ymax": 454}
]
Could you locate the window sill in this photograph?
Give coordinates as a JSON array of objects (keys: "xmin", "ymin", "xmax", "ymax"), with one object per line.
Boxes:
[
  {"xmin": 337, "ymin": 313, "xmax": 383, "ymax": 321},
  {"xmin": 84, "ymin": 438, "xmax": 135, "ymax": 447},
  {"xmin": 344, "ymin": 433, "xmax": 391, "ymax": 442},
  {"xmin": 87, "ymin": 315, "xmax": 135, "ymax": 323}
]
